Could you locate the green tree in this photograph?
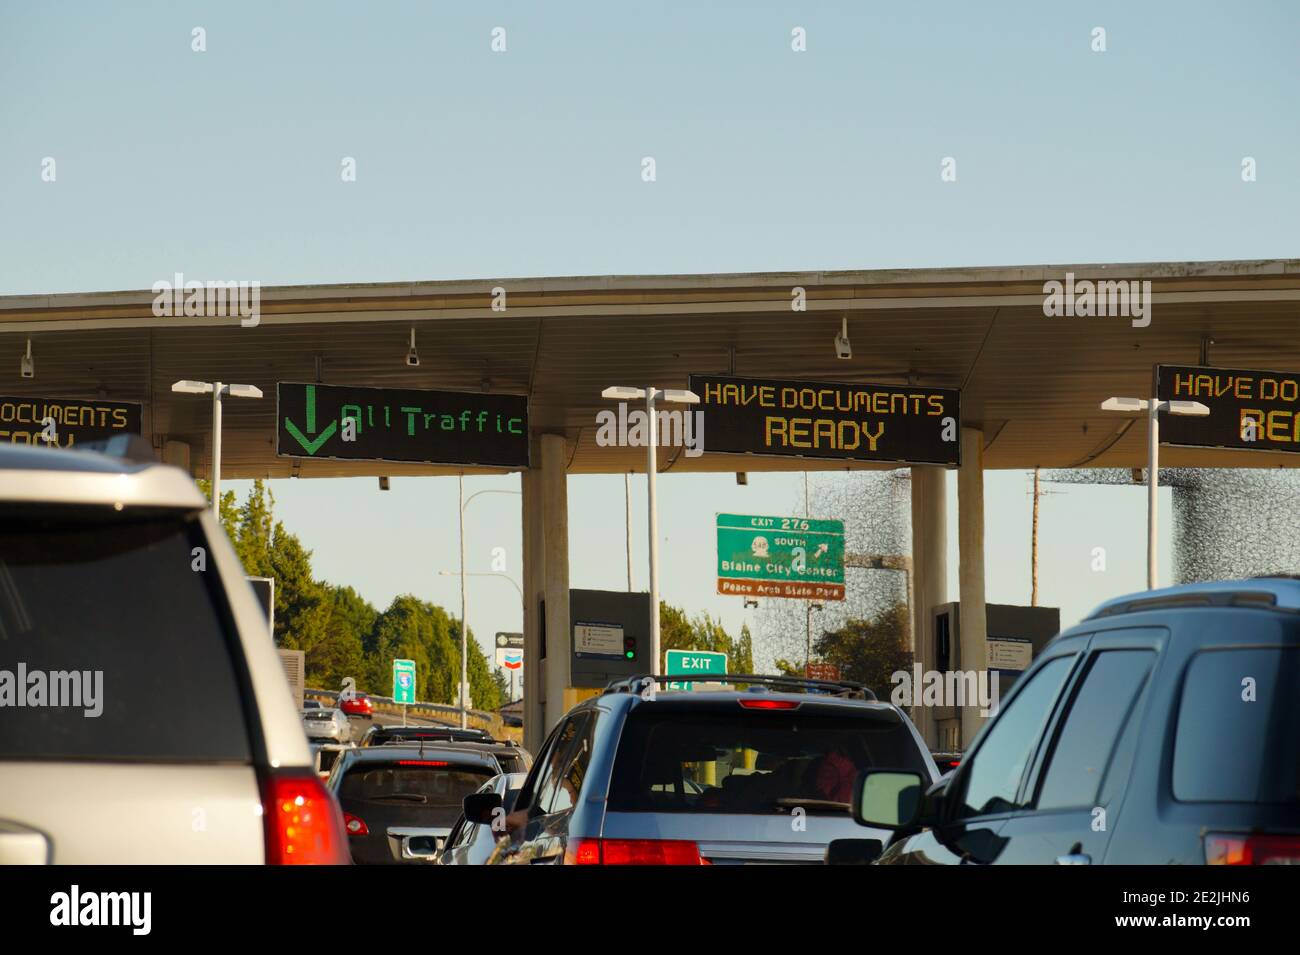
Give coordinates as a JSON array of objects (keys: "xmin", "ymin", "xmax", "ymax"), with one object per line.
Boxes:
[
  {"xmin": 811, "ymin": 602, "xmax": 913, "ymax": 700},
  {"xmin": 730, "ymin": 623, "xmax": 756, "ymax": 674},
  {"xmin": 490, "ymin": 667, "xmax": 510, "ymax": 703},
  {"xmin": 310, "ymin": 585, "xmax": 373, "ymax": 692}
]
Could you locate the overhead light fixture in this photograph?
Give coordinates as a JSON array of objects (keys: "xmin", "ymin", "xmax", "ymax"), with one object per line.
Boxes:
[
  {"xmin": 1101, "ymin": 393, "xmax": 1211, "ymax": 589},
  {"xmin": 834, "ymin": 316, "xmax": 852, "ymax": 360},
  {"xmin": 171, "ymin": 380, "xmax": 215, "ymax": 395},
  {"xmin": 406, "ymin": 327, "xmax": 420, "ymax": 367},
  {"xmin": 20, "ymin": 338, "xmax": 34, "ymax": 379}
]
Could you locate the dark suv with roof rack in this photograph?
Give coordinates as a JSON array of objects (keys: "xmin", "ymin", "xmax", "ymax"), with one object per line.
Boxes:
[
  {"xmin": 852, "ymin": 578, "xmax": 1300, "ymax": 865},
  {"xmin": 462, "ymin": 674, "xmax": 937, "ymax": 865}
]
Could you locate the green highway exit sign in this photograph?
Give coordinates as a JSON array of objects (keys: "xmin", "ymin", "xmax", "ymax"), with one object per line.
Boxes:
[
  {"xmin": 716, "ymin": 512, "xmax": 845, "ymax": 601},
  {"xmin": 392, "ymin": 658, "xmax": 417, "ymax": 704},
  {"xmin": 665, "ymin": 649, "xmax": 727, "ymax": 691}
]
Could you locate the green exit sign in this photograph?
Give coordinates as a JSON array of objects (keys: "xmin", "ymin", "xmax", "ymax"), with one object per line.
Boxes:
[
  {"xmin": 664, "ymin": 649, "xmax": 727, "ymax": 691},
  {"xmin": 392, "ymin": 658, "xmax": 417, "ymax": 704}
]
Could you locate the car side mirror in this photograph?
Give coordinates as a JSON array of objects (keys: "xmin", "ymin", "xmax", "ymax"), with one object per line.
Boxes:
[
  {"xmin": 824, "ymin": 838, "xmax": 883, "ymax": 865},
  {"xmin": 851, "ymin": 770, "xmax": 925, "ymax": 830},
  {"xmin": 463, "ymin": 792, "xmax": 503, "ymax": 826}
]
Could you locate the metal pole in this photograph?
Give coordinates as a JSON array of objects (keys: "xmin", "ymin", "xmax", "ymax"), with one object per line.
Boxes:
[
  {"xmin": 804, "ymin": 472, "xmax": 811, "ymax": 674},
  {"xmin": 459, "ymin": 474, "xmax": 469, "ymax": 728},
  {"xmin": 210, "ymin": 382, "xmax": 223, "ymax": 513},
  {"xmin": 805, "ymin": 603, "xmax": 811, "ymax": 673},
  {"xmin": 646, "ymin": 387, "xmax": 661, "ymax": 674},
  {"xmin": 625, "ymin": 472, "xmax": 634, "ymax": 591},
  {"xmin": 1147, "ymin": 399, "xmax": 1160, "ymax": 590},
  {"xmin": 1031, "ymin": 466, "xmax": 1040, "ymax": 606}
]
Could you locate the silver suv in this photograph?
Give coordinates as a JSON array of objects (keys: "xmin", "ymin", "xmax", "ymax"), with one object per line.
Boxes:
[{"xmin": 0, "ymin": 442, "xmax": 348, "ymax": 864}]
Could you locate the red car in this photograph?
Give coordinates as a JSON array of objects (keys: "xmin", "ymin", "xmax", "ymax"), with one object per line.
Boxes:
[{"xmin": 339, "ymin": 693, "xmax": 373, "ymax": 717}]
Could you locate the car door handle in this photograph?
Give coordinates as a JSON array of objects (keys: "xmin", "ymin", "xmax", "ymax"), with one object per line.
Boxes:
[{"xmin": 1055, "ymin": 852, "xmax": 1091, "ymax": 865}]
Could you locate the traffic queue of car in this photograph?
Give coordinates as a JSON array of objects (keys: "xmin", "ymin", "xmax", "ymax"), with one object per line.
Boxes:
[
  {"xmin": 3, "ymin": 441, "xmax": 1297, "ymax": 867},
  {"xmin": 301, "ymin": 570, "xmax": 1300, "ymax": 866}
]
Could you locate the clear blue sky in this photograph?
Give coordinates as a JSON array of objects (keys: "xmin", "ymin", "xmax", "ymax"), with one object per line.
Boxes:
[{"xmin": 3, "ymin": 3, "xmax": 1297, "ymax": 673}]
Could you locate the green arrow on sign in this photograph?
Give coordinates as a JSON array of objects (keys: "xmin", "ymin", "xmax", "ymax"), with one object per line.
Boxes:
[{"xmin": 283, "ymin": 384, "xmax": 337, "ymax": 455}]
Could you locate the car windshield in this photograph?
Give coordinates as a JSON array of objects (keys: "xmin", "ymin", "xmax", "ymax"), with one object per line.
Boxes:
[
  {"xmin": 0, "ymin": 505, "xmax": 251, "ymax": 762},
  {"xmin": 608, "ymin": 707, "xmax": 929, "ymax": 815},
  {"xmin": 340, "ymin": 762, "xmax": 493, "ymax": 809}
]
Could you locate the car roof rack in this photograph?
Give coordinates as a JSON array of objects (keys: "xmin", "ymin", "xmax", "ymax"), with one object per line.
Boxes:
[
  {"xmin": 602, "ymin": 672, "xmax": 876, "ymax": 701},
  {"xmin": 1085, "ymin": 577, "xmax": 1300, "ymax": 620}
]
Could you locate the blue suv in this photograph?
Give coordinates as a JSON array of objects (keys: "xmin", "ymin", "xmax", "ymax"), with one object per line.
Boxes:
[{"xmin": 851, "ymin": 578, "xmax": 1300, "ymax": 865}]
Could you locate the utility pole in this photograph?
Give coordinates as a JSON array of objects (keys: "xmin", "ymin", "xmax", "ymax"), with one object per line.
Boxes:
[
  {"xmin": 1031, "ymin": 467, "xmax": 1040, "ymax": 606},
  {"xmin": 625, "ymin": 472, "xmax": 634, "ymax": 591}
]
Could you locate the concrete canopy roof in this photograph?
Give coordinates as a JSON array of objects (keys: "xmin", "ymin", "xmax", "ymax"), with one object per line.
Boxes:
[{"xmin": 2, "ymin": 258, "xmax": 1299, "ymax": 479}]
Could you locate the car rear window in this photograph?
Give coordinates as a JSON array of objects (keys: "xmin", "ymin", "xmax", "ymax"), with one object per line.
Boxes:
[
  {"xmin": 340, "ymin": 762, "xmax": 493, "ymax": 809},
  {"xmin": 0, "ymin": 506, "xmax": 252, "ymax": 762},
  {"xmin": 1174, "ymin": 646, "xmax": 1300, "ymax": 804},
  {"xmin": 607, "ymin": 706, "xmax": 929, "ymax": 815},
  {"xmin": 304, "ymin": 711, "xmax": 336, "ymax": 721}
]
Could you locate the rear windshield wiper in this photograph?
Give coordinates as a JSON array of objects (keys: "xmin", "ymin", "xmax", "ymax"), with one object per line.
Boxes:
[
  {"xmin": 368, "ymin": 793, "xmax": 428, "ymax": 803},
  {"xmin": 771, "ymin": 797, "xmax": 850, "ymax": 812}
]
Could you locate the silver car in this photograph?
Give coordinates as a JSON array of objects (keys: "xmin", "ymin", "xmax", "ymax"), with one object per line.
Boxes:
[
  {"xmin": 437, "ymin": 772, "xmax": 528, "ymax": 865},
  {"xmin": 473, "ymin": 675, "xmax": 939, "ymax": 865},
  {"xmin": 303, "ymin": 707, "xmax": 352, "ymax": 744},
  {"xmin": 0, "ymin": 442, "xmax": 349, "ymax": 864}
]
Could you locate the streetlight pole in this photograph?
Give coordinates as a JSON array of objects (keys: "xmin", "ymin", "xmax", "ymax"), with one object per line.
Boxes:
[
  {"xmin": 450, "ymin": 487, "xmax": 521, "ymax": 727},
  {"xmin": 1146, "ymin": 397, "xmax": 1160, "ymax": 590},
  {"xmin": 171, "ymin": 380, "xmax": 263, "ymax": 513},
  {"xmin": 458, "ymin": 475, "xmax": 468, "ymax": 728},
  {"xmin": 439, "ymin": 569, "xmax": 524, "ymax": 708},
  {"xmin": 601, "ymin": 386, "xmax": 699, "ymax": 674},
  {"xmin": 211, "ymin": 381, "xmax": 223, "ymax": 508},
  {"xmin": 625, "ymin": 472, "xmax": 634, "ymax": 591},
  {"xmin": 1100, "ymin": 395, "xmax": 1209, "ymax": 589},
  {"xmin": 645, "ymin": 386, "xmax": 661, "ymax": 672}
]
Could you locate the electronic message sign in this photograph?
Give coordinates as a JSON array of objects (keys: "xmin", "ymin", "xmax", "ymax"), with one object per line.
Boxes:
[
  {"xmin": 0, "ymin": 395, "xmax": 142, "ymax": 449},
  {"xmin": 1157, "ymin": 364, "xmax": 1300, "ymax": 454},
  {"xmin": 688, "ymin": 374, "xmax": 960, "ymax": 466},
  {"xmin": 277, "ymin": 383, "xmax": 528, "ymax": 467}
]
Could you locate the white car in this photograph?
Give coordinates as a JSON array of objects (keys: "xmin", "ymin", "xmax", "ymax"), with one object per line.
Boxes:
[
  {"xmin": 303, "ymin": 707, "xmax": 352, "ymax": 743},
  {"xmin": 0, "ymin": 441, "xmax": 349, "ymax": 864}
]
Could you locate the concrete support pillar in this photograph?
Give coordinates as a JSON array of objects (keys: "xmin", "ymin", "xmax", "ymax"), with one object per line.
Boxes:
[
  {"xmin": 541, "ymin": 435, "xmax": 572, "ymax": 735},
  {"xmin": 958, "ymin": 427, "xmax": 988, "ymax": 749},
  {"xmin": 909, "ymin": 466, "xmax": 947, "ymax": 749},
  {"xmin": 521, "ymin": 433, "xmax": 573, "ymax": 752},
  {"xmin": 521, "ymin": 464, "xmax": 546, "ymax": 754}
]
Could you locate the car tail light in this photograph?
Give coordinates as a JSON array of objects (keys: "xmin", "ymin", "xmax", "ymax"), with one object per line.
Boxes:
[
  {"xmin": 260, "ymin": 772, "xmax": 350, "ymax": 865},
  {"xmin": 397, "ymin": 760, "xmax": 450, "ymax": 766},
  {"xmin": 343, "ymin": 812, "xmax": 369, "ymax": 837},
  {"xmin": 1206, "ymin": 832, "xmax": 1300, "ymax": 865},
  {"xmin": 738, "ymin": 698, "xmax": 800, "ymax": 710},
  {"xmin": 564, "ymin": 838, "xmax": 707, "ymax": 865}
]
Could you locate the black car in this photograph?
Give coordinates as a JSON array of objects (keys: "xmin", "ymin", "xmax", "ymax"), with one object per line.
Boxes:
[
  {"xmin": 326, "ymin": 744, "xmax": 503, "ymax": 864},
  {"xmin": 851, "ymin": 578, "xmax": 1300, "ymax": 865},
  {"xmin": 361, "ymin": 724, "xmax": 495, "ymax": 746}
]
